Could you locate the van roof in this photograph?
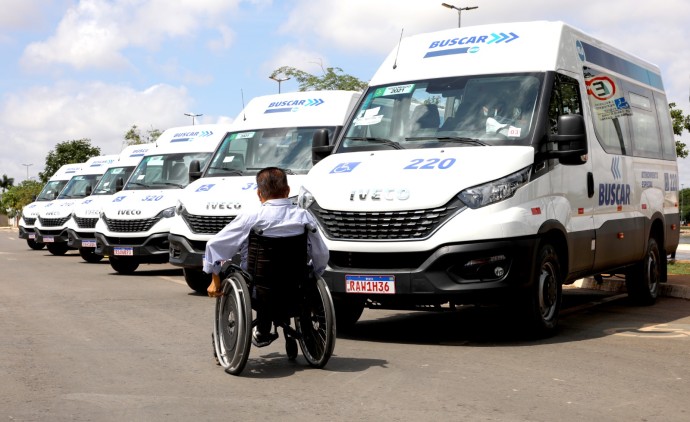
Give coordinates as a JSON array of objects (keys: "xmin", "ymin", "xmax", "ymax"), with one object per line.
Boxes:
[
  {"xmin": 146, "ymin": 123, "xmax": 235, "ymax": 155},
  {"xmin": 48, "ymin": 163, "xmax": 84, "ymax": 181},
  {"xmin": 76, "ymin": 154, "xmax": 119, "ymax": 175},
  {"xmin": 113, "ymin": 144, "xmax": 151, "ymax": 167},
  {"xmin": 371, "ymin": 21, "xmax": 660, "ymax": 87},
  {"xmin": 232, "ymin": 90, "xmax": 361, "ymax": 130}
]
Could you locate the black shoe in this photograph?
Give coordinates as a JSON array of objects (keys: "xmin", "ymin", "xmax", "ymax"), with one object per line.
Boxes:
[{"xmin": 252, "ymin": 326, "xmax": 278, "ymax": 348}]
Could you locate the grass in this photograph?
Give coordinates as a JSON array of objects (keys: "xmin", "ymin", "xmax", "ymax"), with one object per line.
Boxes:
[{"xmin": 667, "ymin": 260, "xmax": 690, "ymax": 275}]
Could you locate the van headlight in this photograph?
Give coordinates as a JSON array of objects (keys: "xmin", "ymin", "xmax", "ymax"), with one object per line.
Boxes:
[
  {"xmin": 157, "ymin": 206, "xmax": 176, "ymax": 219},
  {"xmin": 298, "ymin": 186, "xmax": 315, "ymax": 209},
  {"xmin": 458, "ymin": 166, "xmax": 531, "ymax": 209}
]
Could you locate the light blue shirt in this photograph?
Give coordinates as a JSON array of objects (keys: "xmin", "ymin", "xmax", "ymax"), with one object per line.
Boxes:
[{"xmin": 202, "ymin": 198, "xmax": 329, "ymax": 276}]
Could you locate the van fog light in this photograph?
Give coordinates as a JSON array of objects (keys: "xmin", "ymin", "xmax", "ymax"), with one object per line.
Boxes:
[{"xmin": 454, "ymin": 254, "xmax": 509, "ymax": 282}]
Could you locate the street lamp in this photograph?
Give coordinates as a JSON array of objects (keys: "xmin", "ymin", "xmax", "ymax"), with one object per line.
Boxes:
[
  {"xmin": 184, "ymin": 112, "xmax": 202, "ymax": 125},
  {"xmin": 269, "ymin": 75, "xmax": 290, "ymax": 94},
  {"xmin": 441, "ymin": 2, "xmax": 478, "ymax": 28},
  {"xmin": 21, "ymin": 163, "xmax": 32, "ymax": 180}
]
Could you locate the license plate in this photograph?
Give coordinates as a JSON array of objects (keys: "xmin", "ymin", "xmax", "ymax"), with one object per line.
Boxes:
[
  {"xmin": 43, "ymin": 236, "xmax": 54, "ymax": 243},
  {"xmin": 345, "ymin": 275, "xmax": 396, "ymax": 294},
  {"xmin": 113, "ymin": 247, "xmax": 134, "ymax": 256},
  {"xmin": 81, "ymin": 239, "xmax": 97, "ymax": 248},
  {"xmin": 28, "ymin": 233, "xmax": 35, "ymax": 239}
]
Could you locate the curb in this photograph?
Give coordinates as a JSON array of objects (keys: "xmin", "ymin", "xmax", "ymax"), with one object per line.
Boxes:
[{"xmin": 574, "ymin": 277, "xmax": 690, "ymax": 300}]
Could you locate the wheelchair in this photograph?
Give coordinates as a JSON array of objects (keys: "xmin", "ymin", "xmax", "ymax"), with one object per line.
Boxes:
[{"xmin": 212, "ymin": 225, "xmax": 336, "ymax": 375}]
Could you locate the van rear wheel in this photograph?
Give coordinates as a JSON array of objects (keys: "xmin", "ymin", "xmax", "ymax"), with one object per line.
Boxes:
[
  {"xmin": 109, "ymin": 256, "xmax": 139, "ymax": 274},
  {"xmin": 625, "ymin": 237, "xmax": 660, "ymax": 306}
]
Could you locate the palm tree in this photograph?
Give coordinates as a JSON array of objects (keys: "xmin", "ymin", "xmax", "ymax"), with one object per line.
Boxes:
[{"xmin": 0, "ymin": 174, "xmax": 14, "ymax": 193}]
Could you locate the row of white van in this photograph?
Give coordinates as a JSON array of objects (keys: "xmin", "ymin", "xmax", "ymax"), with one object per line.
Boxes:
[{"xmin": 18, "ymin": 21, "xmax": 681, "ymax": 337}]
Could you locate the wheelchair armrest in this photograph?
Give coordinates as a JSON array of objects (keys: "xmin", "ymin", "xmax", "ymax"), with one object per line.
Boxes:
[{"xmin": 219, "ymin": 260, "xmax": 247, "ymax": 281}]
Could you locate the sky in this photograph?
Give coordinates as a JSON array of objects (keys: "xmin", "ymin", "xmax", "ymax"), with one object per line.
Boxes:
[{"xmin": 2, "ymin": 0, "xmax": 690, "ymax": 185}]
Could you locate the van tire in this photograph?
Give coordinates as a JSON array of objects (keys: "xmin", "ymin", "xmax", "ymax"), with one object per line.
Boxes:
[
  {"xmin": 27, "ymin": 239, "xmax": 45, "ymax": 250},
  {"xmin": 625, "ymin": 237, "xmax": 660, "ymax": 306},
  {"xmin": 79, "ymin": 247, "xmax": 103, "ymax": 263},
  {"xmin": 520, "ymin": 243, "xmax": 562, "ymax": 338},
  {"xmin": 47, "ymin": 243, "xmax": 69, "ymax": 256},
  {"xmin": 109, "ymin": 256, "xmax": 139, "ymax": 274},
  {"xmin": 183, "ymin": 268, "xmax": 211, "ymax": 294},
  {"xmin": 333, "ymin": 296, "xmax": 365, "ymax": 333}
]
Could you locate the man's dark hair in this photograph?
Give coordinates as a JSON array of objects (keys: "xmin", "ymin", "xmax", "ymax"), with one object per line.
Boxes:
[{"xmin": 256, "ymin": 167, "xmax": 289, "ymax": 199}]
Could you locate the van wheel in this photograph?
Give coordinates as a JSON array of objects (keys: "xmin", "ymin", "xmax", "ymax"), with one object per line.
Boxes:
[
  {"xmin": 27, "ymin": 239, "xmax": 45, "ymax": 250},
  {"xmin": 183, "ymin": 268, "xmax": 211, "ymax": 294},
  {"xmin": 109, "ymin": 256, "xmax": 139, "ymax": 274},
  {"xmin": 333, "ymin": 296, "xmax": 365, "ymax": 333},
  {"xmin": 47, "ymin": 243, "xmax": 69, "ymax": 256},
  {"xmin": 79, "ymin": 247, "xmax": 103, "ymax": 263},
  {"xmin": 625, "ymin": 237, "xmax": 660, "ymax": 305},
  {"xmin": 519, "ymin": 243, "xmax": 562, "ymax": 338}
]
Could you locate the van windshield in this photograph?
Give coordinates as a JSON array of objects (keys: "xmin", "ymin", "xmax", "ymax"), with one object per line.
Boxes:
[
  {"xmin": 57, "ymin": 174, "xmax": 101, "ymax": 199},
  {"xmin": 337, "ymin": 73, "xmax": 542, "ymax": 152},
  {"xmin": 125, "ymin": 152, "xmax": 212, "ymax": 190},
  {"xmin": 36, "ymin": 180, "xmax": 68, "ymax": 201},
  {"xmin": 205, "ymin": 126, "xmax": 336, "ymax": 177},
  {"xmin": 92, "ymin": 166, "xmax": 135, "ymax": 195}
]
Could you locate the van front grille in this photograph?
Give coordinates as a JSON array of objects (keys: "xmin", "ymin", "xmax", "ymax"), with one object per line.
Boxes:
[
  {"xmin": 37, "ymin": 216, "xmax": 70, "ymax": 227},
  {"xmin": 104, "ymin": 217, "xmax": 160, "ymax": 233},
  {"xmin": 182, "ymin": 212, "xmax": 235, "ymax": 234},
  {"xmin": 75, "ymin": 217, "xmax": 98, "ymax": 229}
]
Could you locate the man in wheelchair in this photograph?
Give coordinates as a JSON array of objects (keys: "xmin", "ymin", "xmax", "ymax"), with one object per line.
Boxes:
[{"xmin": 203, "ymin": 167, "xmax": 329, "ymax": 348}]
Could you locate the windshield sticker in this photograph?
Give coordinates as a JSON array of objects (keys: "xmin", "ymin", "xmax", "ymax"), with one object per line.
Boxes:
[
  {"xmin": 353, "ymin": 107, "xmax": 383, "ymax": 126},
  {"xmin": 234, "ymin": 132, "xmax": 255, "ymax": 139},
  {"xmin": 374, "ymin": 85, "xmax": 415, "ymax": 97},
  {"xmin": 330, "ymin": 162, "xmax": 361, "ymax": 174}
]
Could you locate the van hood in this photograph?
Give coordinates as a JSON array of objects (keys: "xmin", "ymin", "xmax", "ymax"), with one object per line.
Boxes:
[
  {"xmin": 73, "ymin": 196, "xmax": 107, "ymax": 218},
  {"xmin": 306, "ymin": 146, "xmax": 535, "ymax": 211},
  {"xmin": 21, "ymin": 201, "xmax": 48, "ymax": 219},
  {"xmin": 180, "ymin": 175, "xmax": 308, "ymax": 216},
  {"xmin": 101, "ymin": 189, "xmax": 181, "ymax": 219},
  {"xmin": 38, "ymin": 199, "xmax": 78, "ymax": 218}
]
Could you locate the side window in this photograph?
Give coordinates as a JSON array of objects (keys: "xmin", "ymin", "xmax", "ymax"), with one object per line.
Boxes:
[
  {"xmin": 584, "ymin": 67, "xmax": 631, "ymax": 155},
  {"xmin": 548, "ymin": 73, "xmax": 583, "ymax": 135},
  {"xmin": 654, "ymin": 93, "xmax": 676, "ymax": 160},
  {"xmin": 628, "ymin": 87, "xmax": 662, "ymax": 159}
]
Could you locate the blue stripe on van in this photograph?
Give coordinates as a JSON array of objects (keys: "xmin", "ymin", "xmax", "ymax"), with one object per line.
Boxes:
[
  {"xmin": 580, "ymin": 41, "xmax": 663, "ymax": 90},
  {"xmin": 423, "ymin": 47, "xmax": 471, "ymax": 58},
  {"xmin": 264, "ymin": 108, "xmax": 293, "ymax": 113}
]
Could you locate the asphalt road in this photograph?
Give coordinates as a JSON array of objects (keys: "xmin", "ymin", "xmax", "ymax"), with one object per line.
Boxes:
[{"xmin": 1, "ymin": 228, "xmax": 689, "ymax": 421}]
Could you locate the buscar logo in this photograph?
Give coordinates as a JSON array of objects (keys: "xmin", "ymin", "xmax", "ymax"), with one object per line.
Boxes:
[
  {"xmin": 171, "ymin": 131, "xmax": 213, "ymax": 142},
  {"xmin": 425, "ymin": 31, "xmax": 519, "ymax": 58},
  {"xmin": 264, "ymin": 98, "xmax": 325, "ymax": 114},
  {"xmin": 350, "ymin": 188, "xmax": 410, "ymax": 201},
  {"xmin": 599, "ymin": 157, "xmax": 630, "ymax": 206}
]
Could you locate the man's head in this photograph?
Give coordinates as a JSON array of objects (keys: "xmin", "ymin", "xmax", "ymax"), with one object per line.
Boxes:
[{"xmin": 256, "ymin": 167, "xmax": 290, "ymax": 203}]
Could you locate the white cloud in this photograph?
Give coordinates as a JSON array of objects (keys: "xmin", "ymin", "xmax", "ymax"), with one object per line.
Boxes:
[
  {"xmin": 0, "ymin": 81, "xmax": 233, "ymax": 180},
  {"xmin": 20, "ymin": 0, "xmax": 241, "ymax": 70}
]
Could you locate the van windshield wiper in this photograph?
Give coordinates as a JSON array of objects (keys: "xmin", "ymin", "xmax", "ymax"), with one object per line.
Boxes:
[
  {"xmin": 127, "ymin": 182, "xmax": 150, "ymax": 189},
  {"xmin": 406, "ymin": 136, "xmax": 489, "ymax": 146},
  {"xmin": 345, "ymin": 136, "xmax": 404, "ymax": 149},
  {"xmin": 207, "ymin": 166, "xmax": 244, "ymax": 176}
]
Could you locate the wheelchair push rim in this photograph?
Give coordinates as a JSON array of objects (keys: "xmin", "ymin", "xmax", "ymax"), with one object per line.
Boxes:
[{"xmin": 213, "ymin": 273, "xmax": 252, "ymax": 375}]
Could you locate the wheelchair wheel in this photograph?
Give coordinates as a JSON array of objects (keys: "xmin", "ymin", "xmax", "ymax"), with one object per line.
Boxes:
[
  {"xmin": 295, "ymin": 276, "xmax": 336, "ymax": 368},
  {"xmin": 213, "ymin": 273, "xmax": 252, "ymax": 375}
]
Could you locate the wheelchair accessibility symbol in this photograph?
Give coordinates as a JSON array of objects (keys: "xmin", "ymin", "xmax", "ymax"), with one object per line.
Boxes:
[
  {"xmin": 603, "ymin": 323, "xmax": 690, "ymax": 338},
  {"xmin": 330, "ymin": 162, "xmax": 361, "ymax": 174}
]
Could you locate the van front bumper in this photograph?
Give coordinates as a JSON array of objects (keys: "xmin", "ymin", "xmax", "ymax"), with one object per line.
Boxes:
[
  {"xmin": 323, "ymin": 236, "xmax": 540, "ymax": 308},
  {"xmin": 94, "ymin": 232, "xmax": 170, "ymax": 263},
  {"xmin": 168, "ymin": 234, "xmax": 206, "ymax": 268}
]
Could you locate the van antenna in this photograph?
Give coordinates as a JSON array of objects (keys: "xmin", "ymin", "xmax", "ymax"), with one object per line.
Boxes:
[
  {"xmin": 392, "ymin": 28, "xmax": 404, "ymax": 70},
  {"xmin": 241, "ymin": 89, "xmax": 247, "ymax": 121}
]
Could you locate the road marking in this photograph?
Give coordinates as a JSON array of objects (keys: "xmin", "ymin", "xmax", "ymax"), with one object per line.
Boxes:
[
  {"xmin": 157, "ymin": 275, "xmax": 186, "ymax": 287},
  {"xmin": 604, "ymin": 324, "xmax": 690, "ymax": 338}
]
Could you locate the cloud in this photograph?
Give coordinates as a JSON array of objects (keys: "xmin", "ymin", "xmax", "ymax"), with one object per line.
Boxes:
[
  {"xmin": 0, "ymin": 81, "xmax": 216, "ymax": 179},
  {"xmin": 20, "ymin": 0, "xmax": 241, "ymax": 70}
]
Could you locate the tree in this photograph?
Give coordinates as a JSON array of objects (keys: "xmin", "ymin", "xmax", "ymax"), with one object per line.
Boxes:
[
  {"xmin": 0, "ymin": 179, "xmax": 43, "ymax": 223},
  {"xmin": 124, "ymin": 124, "xmax": 162, "ymax": 146},
  {"xmin": 670, "ymin": 102, "xmax": 690, "ymax": 159},
  {"xmin": 270, "ymin": 65, "xmax": 368, "ymax": 92},
  {"xmin": 39, "ymin": 139, "xmax": 101, "ymax": 183},
  {"xmin": 0, "ymin": 174, "xmax": 14, "ymax": 193}
]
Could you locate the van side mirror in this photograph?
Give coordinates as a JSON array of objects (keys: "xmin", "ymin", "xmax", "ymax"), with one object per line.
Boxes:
[
  {"xmin": 189, "ymin": 160, "xmax": 202, "ymax": 182},
  {"xmin": 312, "ymin": 129, "xmax": 333, "ymax": 165},
  {"xmin": 115, "ymin": 177, "xmax": 124, "ymax": 192},
  {"xmin": 84, "ymin": 184, "xmax": 92, "ymax": 196},
  {"xmin": 547, "ymin": 114, "xmax": 588, "ymax": 165}
]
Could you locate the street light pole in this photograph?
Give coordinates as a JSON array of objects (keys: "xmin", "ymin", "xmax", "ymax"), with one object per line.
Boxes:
[
  {"xmin": 682, "ymin": 184, "xmax": 685, "ymax": 225},
  {"xmin": 269, "ymin": 75, "xmax": 290, "ymax": 93},
  {"xmin": 441, "ymin": 2, "xmax": 478, "ymax": 28},
  {"xmin": 21, "ymin": 163, "xmax": 32, "ymax": 180},
  {"xmin": 184, "ymin": 113, "xmax": 202, "ymax": 125}
]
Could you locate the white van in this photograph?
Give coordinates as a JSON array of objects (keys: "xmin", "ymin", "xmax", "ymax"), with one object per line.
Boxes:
[
  {"xmin": 34, "ymin": 155, "xmax": 118, "ymax": 256},
  {"xmin": 300, "ymin": 21, "xmax": 679, "ymax": 336},
  {"xmin": 168, "ymin": 90, "xmax": 360, "ymax": 293},
  {"xmin": 65, "ymin": 144, "xmax": 151, "ymax": 263},
  {"xmin": 94, "ymin": 124, "xmax": 232, "ymax": 274},
  {"xmin": 18, "ymin": 163, "xmax": 83, "ymax": 250}
]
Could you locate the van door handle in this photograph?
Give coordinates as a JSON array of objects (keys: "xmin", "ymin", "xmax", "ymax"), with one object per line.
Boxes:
[{"xmin": 587, "ymin": 172, "xmax": 594, "ymax": 198}]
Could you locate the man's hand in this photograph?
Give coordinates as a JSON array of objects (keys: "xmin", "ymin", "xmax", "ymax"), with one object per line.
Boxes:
[{"xmin": 207, "ymin": 273, "xmax": 222, "ymax": 297}]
